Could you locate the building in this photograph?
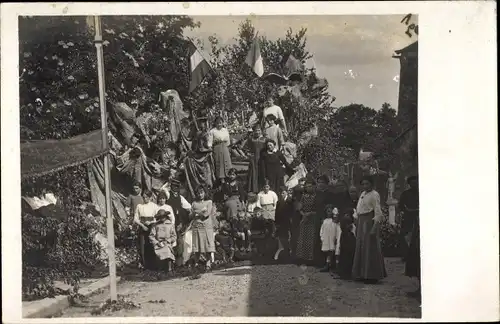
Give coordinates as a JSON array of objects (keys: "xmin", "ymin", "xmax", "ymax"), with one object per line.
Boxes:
[{"xmin": 393, "ymin": 41, "xmax": 418, "ymax": 184}]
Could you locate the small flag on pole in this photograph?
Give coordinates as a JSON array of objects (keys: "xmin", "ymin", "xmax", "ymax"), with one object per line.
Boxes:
[
  {"xmin": 188, "ymin": 41, "xmax": 212, "ymax": 93},
  {"xmin": 245, "ymin": 34, "xmax": 264, "ymax": 77}
]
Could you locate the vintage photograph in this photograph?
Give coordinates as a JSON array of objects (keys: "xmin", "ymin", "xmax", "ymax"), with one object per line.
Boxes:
[{"xmin": 18, "ymin": 13, "xmax": 420, "ymax": 318}]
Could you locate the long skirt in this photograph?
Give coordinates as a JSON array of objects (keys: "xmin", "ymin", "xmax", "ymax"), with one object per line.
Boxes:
[
  {"xmin": 351, "ymin": 212, "xmax": 387, "ymax": 280},
  {"xmin": 405, "ymin": 214, "xmax": 420, "ymax": 278},
  {"xmin": 224, "ymin": 195, "xmax": 243, "ymax": 220},
  {"xmin": 192, "ymin": 225, "xmax": 216, "ymax": 253},
  {"xmin": 138, "ymin": 228, "xmax": 156, "ymax": 270},
  {"xmin": 338, "ymin": 231, "xmax": 356, "ymax": 278},
  {"xmin": 213, "ymin": 143, "xmax": 232, "ymax": 180},
  {"xmin": 295, "ymin": 213, "xmax": 318, "ymax": 262},
  {"xmin": 154, "ymin": 243, "xmax": 176, "ymax": 261},
  {"xmin": 247, "ymin": 158, "xmax": 260, "ymax": 194}
]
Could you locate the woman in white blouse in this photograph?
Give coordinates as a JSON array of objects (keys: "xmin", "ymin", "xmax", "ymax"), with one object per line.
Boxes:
[
  {"xmin": 207, "ymin": 116, "xmax": 233, "ymax": 184},
  {"xmin": 351, "ymin": 176, "xmax": 387, "ymax": 283},
  {"xmin": 134, "ymin": 189, "xmax": 159, "ymax": 270}
]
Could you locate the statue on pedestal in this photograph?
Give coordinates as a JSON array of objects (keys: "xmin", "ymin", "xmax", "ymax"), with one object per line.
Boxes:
[{"xmin": 386, "ymin": 172, "xmax": 399, "ymax": 225}]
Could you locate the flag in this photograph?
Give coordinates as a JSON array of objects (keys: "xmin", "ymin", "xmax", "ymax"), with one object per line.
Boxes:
[
  {"xmin": 245, "ymin": 36, "xmax": 264, "ymax": 77},
  {"xmin": 188, "ymin": 41, "xmax": 212, "ymax": 93}
]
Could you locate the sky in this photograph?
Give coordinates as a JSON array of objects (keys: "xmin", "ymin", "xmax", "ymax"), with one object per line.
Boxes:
[{"xmin": 184, "ymin": 15, "xmax": 418, "ymax": 110}]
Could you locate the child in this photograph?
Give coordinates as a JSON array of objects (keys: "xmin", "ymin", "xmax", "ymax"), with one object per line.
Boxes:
[
  {"xmin": 246, "ymin": 192, "xmax": 260, "ymax": 213},
  {"xmin": 126, "ymin": 181, "xmax": 144, "ymax": 221},
  {"xmin": 257, "ymin": 180, "xmax": 278, "ymax": 254},
  {"xmin": 232, "ymin": 210, "xmax": 252, "ymax": 252},
  {"xmin": 222, "ymin": 168, "xmax": 247, "ymax": 220},
  {"xmin": 263, "ymin": 114, "xmax": 285, "ymax": 151},
  {"xmin": 215, "ymin": 218, "xmax": 235, "ymax": 263},
  {"xmin": 337, "ymin": 212, "xmax": 357, "ymax": 279},
  {"xmin": 149, "ymin": 209, "xmax": 177, "ymax": 272},
  {"xmin": 319, "ymin": 205, "xmax": 341, "ymax": 273}
]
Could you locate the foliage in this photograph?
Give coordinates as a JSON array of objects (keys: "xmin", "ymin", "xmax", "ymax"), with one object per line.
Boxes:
[
  {"xmin": 379, "ymin": 207, "xmax": 403, "ymax": 257},
  {"xmin": 22, "ymin": 209, "xmax": 104, "ymax": 301},
  {"xmin": 90, "ymin": 295, "xmax": 140, "ymax": 316},
  {"xmin": 187, "ymin": 19, "xmax": 335, "ymax": 141}
]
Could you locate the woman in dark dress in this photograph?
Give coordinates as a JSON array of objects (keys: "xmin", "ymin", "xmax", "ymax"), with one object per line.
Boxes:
[
  {"xmin": 258, "ymin": 139, "xmax": 292, "ymax": 192},
  {"xmin": 295, "ymin": 178, "xmax": 320, "ymax": 266},
  {"xmin": 245, "ymin": 125, "xmax": 267, "ymax": 194},
  {"xmin": 400, "ymin": 176, "xmax": 420, "ymax": 298},
  {"xmin": 222, "ymin": 168, "xmax": 247, "ymax": 220}
]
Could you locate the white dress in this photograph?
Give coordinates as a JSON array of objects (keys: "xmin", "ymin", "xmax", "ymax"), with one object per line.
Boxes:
[{"xmin": 320, "ymin": 218, "xmax": 341, "ymax": 254}]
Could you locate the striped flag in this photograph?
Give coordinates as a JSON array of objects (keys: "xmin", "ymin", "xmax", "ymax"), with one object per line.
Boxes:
[
  {"xmin": 245, "ymin": 35, "xmax": 264, "ymax": 77},
  {"xmin": 188, "ymin": 41, "xmax": 212, "ymax": 93}
]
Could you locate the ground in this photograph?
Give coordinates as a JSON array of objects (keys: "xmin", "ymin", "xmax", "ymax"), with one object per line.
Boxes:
[{"xmin": 59, "ymin": 258, "xmax": 420, "ymax": 318}]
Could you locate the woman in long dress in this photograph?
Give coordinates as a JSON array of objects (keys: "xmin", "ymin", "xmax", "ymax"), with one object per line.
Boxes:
[
  {"xmin": 245, "ymin": 125, "xmax": 267, "ymax": 194},
  {"xmin": 208, "ymin": 116, "xmax": 232, "ymax": 184},
  {"xmin": 258, "ymin": 139, "xmax": 292, "ymax": 192},
  {"xmin": 184, "ymin": 117, "xmax": 215, "ymax": 200},
  {"xmin": 400, "ymin": 176, "xmax": 420, "ymax": 298},
  {"xmin": 351, "ymin": 175, "xmax": 387, "ymax": 283},
  {"xmin": 295, "ymin": 178, "xmax": 320, "ymax": 265},
  {"xmin": 190, "ymin": 186, "xmax": 217, "ymax": 270},
  {"xmin": 133, "ymin": 189, "xmax": 159, "ymax": 270}
]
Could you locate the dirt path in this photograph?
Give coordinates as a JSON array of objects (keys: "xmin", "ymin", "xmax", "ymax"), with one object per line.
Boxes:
[{"xmin": 60, "ymin": 258, "xmax": 420, "ymax": 318}]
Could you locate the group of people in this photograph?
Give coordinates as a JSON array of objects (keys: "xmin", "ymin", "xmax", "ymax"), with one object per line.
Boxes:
[{"xmin": 122, "ymin": 94, "xmax": 420, "ymax": 295}]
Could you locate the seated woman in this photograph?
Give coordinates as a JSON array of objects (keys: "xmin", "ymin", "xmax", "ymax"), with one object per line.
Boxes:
[
  {"xmin": 215, "ymin": 218, "xmax": 236, "ymax": 263},
  {"xmin": 222, "ymin": 168, "xmax": 247, "ymax": 220},
  {"xmin": 149, "ymin": 209, "xmax": 177, "ymax": 273}
]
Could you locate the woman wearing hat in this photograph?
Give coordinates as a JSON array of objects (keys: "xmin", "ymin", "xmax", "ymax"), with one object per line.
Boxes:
[
  {"xmin": 207, "ymin": 116, "xmax": 232, "ymax": 184},
  {"xmin": 351, "ymin": 175, "xmax": 387, "ymax": 283},
  {"xmin": 150, "ymin": 209, "xmax": 177, "ymax": 273}
]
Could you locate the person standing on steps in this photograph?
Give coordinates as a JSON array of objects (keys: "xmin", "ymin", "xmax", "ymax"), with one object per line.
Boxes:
[
  {"xmin": 207, "ymin": 116, "xmax": 232, "ymax": 185},
  {"xmin": 245, "ymin": 124, "xmax": 267, "ymax": 194},
  {"xmin": 262, "ymin": 96, "xmax": 288, "ymax": 135}
]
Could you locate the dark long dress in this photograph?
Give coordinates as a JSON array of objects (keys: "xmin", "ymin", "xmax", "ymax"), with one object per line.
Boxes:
[
  {"xmin": 184, "ymin": 130, "xmax": 215, "ymax": 200},
  {"xmin": 295, "ymin": 192, "xmax": 319, "ymax": 264},
  {"xmin": 246, "ymin": 137, "xmax": 267, "ymax": 194},
  {"xmin": 400, "ymin": 188, "xmax": 420, "ymax": 278},
  {"xmin": 399, "ymin": 188, "xmax": 419, "ymax": 259},
  {"xmin": 258, "ymin": 150, "xmax": 290, "ymax": 192}
]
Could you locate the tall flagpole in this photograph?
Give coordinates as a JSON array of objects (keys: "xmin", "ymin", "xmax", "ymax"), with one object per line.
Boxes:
[{"xmin": 94, "ymin": 15, "xmax": 117, "ymax": 301}]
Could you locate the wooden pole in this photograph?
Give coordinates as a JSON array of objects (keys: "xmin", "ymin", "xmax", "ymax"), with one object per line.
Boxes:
[{"xmin": 94, "ymin": 15, "xmax": 117, "ymax": 301}]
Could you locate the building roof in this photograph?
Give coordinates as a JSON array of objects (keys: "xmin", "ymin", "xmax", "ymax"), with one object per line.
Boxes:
[{"xmin": 395, "ymin": 41, "xmax": 418, "ymax": 55}]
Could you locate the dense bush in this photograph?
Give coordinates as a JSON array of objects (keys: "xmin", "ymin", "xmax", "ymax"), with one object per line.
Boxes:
[
  {"xmin": 22, "ymin": 209, "xmax": 104, "ymax": 301},
  {"xmin": 379, "ymin": 207, "xmax": 403, "ymax": 257}
]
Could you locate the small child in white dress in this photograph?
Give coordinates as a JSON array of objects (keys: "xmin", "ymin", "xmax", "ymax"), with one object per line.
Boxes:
[{"xmin": 319, "ymin": 205, "xmax": 342, "ymax": 273}]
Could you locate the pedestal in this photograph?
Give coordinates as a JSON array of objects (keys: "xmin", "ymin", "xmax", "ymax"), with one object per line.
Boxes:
[{"xmin": 387, "ymin": 198, "xmax": 398, "ymax": 225}]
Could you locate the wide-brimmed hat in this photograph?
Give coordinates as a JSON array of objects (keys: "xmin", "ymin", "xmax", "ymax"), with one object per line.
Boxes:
[{"xmin": 156, "ymin": 209, "xmax": 171, "ymax": 221}]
